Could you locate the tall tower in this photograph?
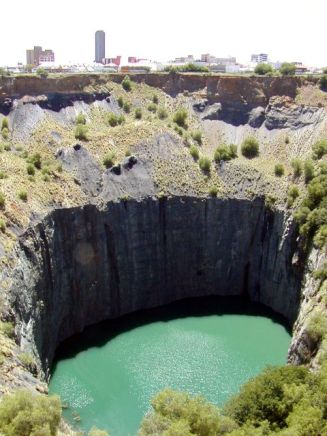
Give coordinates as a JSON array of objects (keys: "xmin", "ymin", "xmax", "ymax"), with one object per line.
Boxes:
[{"xmin": 95, "ymin": 30, "xmax": 105, "ymax": 63}]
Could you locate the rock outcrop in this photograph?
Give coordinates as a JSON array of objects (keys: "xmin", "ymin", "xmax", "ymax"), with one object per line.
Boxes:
[{"xmin": 10, "ymin": 196, "xmax": 301, "ymax": 378}]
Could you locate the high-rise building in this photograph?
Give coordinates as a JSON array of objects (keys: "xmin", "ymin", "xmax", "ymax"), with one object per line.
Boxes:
[
  {"xmin": 95, "ymin": 30, "xmax": 105, "ymax": 63},
  {"xmin": 26, "ymin": 46, "xmax": 55, "ymax": 66}
]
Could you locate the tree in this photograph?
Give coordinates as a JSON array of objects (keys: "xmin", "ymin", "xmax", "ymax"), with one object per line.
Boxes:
[
  {"xmin": 312, "ymin": 140, "xmax": 327, "ymax": 160},
  {"xmin": 254, "ymin": 63, "xmax": 273, "ymax": 75},
  {"xmin": 0, "ymin": 390, "xmax": 61, "ymax": 436},
  {"xmin": 36, "ymin": 67, "xmax": 48, "ymax": 78},
  {"xmin": 279, "ymin": 62, "xmax": 296, "ymax": 76},
  {"xmin": 139, "ymin": 389, "xmax": 236, "ymax": 436}
]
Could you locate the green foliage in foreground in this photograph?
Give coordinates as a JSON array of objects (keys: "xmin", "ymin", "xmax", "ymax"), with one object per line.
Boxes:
[
  {"xmin": 139, "ymin": 365, "xmax": 327, "ymax": 435},
  {"xmin": 0, "ymin": 390, "xmax": 61, "ymax": 436},
  {"xmin": 139, "ymin": 388, "xmax": 237, "ymax": 436}
]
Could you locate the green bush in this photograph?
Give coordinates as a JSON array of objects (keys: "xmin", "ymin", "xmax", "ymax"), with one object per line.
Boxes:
[
  {"xmin": 18, "ymin": 190, "xmax": 28, "ymax": 202},
  {"xmin": 123, "ymin": 102, "xmax": 131, "ymax": 113},
  {"xmin": 76, "ymin": 112, "xmax": 86, "ymax": 125},
  {"xmin": 304, "ymin": 160, "xmax": 314, "ymax": 183},
  {"xmin": 255, "ymin": 63, "xmax": 273, "ymax": 75},
  {"xmin": 173, "ymin": 108, "xmax": 188, "ymax": 128},
  {"xmin": 312, "ymin": 140, "xmax": 327, "ymax": 160},
  {"xmin": 103, "ymin": 152, "xmax": 116, "ymax": 169},
  {"xmin": 0, "ymin": 322, "xmax": 14, "ymax": 338},
  {"xmin": 214, "ymin": 144, "xmax": 237, "ymax": 163},
  {"xmin": 241, "ymin": 137, "xmax": 259, "ymax": 158},
  {"xmin": 29, "ymin": 153, "xmax": 42, "ymax": 169},
  {"xmin": 274, "ymin": 163, "xmax": 285, "ymax": 177},
  {"xmin": 147, "ymin": 103, "xmax": 157, "ymax": 113},
  {"xmin": 26, "ymin": 164, "xmax": 35, "ymax": 176},
  {"xmin": 209, "ymin": 186, "xmax": 218, "ymax": 197},
  {"xmin": 189, "ymin": 145, "xmax": 199, "ymax": 160},
  {"xmin": 306, "ymin": 312, "xmax": 327, "ymax": 344},
  {"xmin": 191, "ymin": 130, "xmax": 202, "ymax": 145},
  {"xmin": 36, "ymin": 67, "xmax": 48, "ymax": 78},
  {"xmin": 135, "ymin": 108, "xmax": 142, "ymax": 119},
  {"xmin": 74, "ymin": 124, "xmax": 88, "ymax": 140},
  {"xmin": 117, "ymin": 115, "xmax": 125, "ymax": 125},
  {"xmin": 139, "ymin": 389, "xmax": 236, "ymax": 436},
  {"xmin": 287, "ymin": 184, "xmax": 299, "ymax": 207},
  {"xmin": 157, "ymin": 107, "xmax": 168, "ymax": 120},
  {"xmin": 117, "ymin": 96, "xmax": 124, "ymax": 108},
  {"xmin": 122, "ymin": 75, "xmax": 132, "ymax": 91},
  {"xmin": 0, "ymin": 219, "xmax": 5, "ymax": 233},
  {"xmin": 0, "ymin": 171, "xmax": 6, "ymax": 179},
  {"xmin": 1, "ymin": 118, "xmax": 9, "ymax": 131},
  {"xmin": 152, "ymin": 95, "xmax": 159, "ymax": 104},
  {"xmin": 164, "ymin": 63, "xmax": 209, "ymax": 73},
  {"xmin": 291, "ymin": 158, "xmax": 303, "ymax": 177},
  {"xmin": 174, "ymin": 125, "xmax": 183, "ymax": 136},
  {"xmin": 3, "ymin": 143, "xmax": 10, "ymax": 151},
  {"xmin": 0, "ymin": 192, "xmax": 5, "ymax": 209},
  {"xmin": 2, "ymin": 128, "xmax": 9, "ymax": 140},
  {"xmin": 313, "ymin": 225, "xmax": 327, "ymax": 248},
  {"xmin": 199, "ymin": 156, "xmax": 211, "ymax": 172},
  {"xmin": 224, "ymin": 365, "xmax": 310, "ymax": 428},
  {"xmin": 279, "ymin": 62, "xmax": 296, "ymax": 76},
  {"xmin": 108, "ymin": 113, "xmax": 118, "ymax": 127},
  {"xmin": 0, "ymin": 390, "xmax": 61, "ymax": 436}
]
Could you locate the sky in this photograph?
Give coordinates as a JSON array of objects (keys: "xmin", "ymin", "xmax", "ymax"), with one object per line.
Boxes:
[{"xmin": 1, "ymin": 0, "xmax": 326, "ymax": 67}]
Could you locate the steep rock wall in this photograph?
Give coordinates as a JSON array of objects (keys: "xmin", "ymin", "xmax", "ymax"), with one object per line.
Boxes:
[{"xmin": 10, "ymin": 196, "xmax": 301, "ymax": 378}]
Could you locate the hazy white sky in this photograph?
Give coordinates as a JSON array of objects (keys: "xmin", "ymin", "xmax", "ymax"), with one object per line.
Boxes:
[{"xmin": 1, "ymin": 0, "xmax": 326, "ymax": 66}]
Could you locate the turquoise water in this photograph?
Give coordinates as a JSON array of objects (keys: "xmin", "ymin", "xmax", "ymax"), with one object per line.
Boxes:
[{"xmin": 49, "ymin": 299, "xmax": 291, "ymax": 436}]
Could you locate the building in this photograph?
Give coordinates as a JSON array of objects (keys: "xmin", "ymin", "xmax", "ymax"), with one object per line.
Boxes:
[
  {"xmin": 95, "ymin": 30, "xmax": 105, "ymax": 63},
  {"xmin": 251, "ymin": 53, "xmax": 268, "ymax": 64},
  {"xmin": 26, "ymin": 46, "xmax": 55, "ymax": 66},
  {"xmin": 103, "ymin": 56, "xmax": 121, "ymax": 66},
  {"xmin": 201, "ymin": 54, "xmax": 236, "ymax": 65}
]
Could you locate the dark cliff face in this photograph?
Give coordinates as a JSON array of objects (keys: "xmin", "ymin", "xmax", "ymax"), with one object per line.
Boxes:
[{"xmin": 11, "ymin": 197, "xmax": 301, "ymax": 377}]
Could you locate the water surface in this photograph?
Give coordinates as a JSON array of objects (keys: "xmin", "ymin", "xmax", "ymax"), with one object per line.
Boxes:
[{"xmin": 49, "ymin": 298, "xmax": 291, "ymax": 436}]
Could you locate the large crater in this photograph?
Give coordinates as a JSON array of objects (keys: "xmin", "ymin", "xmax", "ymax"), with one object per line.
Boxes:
[{"xmin": 11, "ymin": 196, "xmax": 302, "ymax": 378}]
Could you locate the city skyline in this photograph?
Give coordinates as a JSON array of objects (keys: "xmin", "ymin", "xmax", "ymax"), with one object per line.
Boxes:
[{"xmin": 1, "ymin": 0, "xmax": 326, "ymax": 67}]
